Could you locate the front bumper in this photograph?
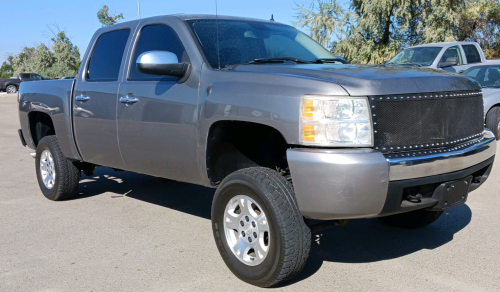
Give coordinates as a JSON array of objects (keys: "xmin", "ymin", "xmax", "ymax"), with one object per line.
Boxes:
[{"xmin": 287, "ymin": 130, "xmax": 496, "ymax": 220}]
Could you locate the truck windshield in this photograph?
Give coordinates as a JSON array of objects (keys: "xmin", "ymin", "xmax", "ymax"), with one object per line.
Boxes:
[
  {"xmin": 186, "ymin": 19, "xmax": 334, "ymax": 69},
  {"xmin": 388, "ymin": 47, "xmax": 442, "ymax": 66}
]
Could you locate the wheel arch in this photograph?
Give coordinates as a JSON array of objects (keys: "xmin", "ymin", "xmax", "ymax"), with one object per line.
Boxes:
[
  {"xmin": 205, "ymin": 120, "xmax": 290, "ymax": 186},
  {"xmin": 28, "ymin": 111, "xmax": 56, "ymax": 147}
]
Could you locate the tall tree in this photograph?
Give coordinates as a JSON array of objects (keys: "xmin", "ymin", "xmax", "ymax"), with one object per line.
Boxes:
[
  {"xmin": 97, "ymin": 5, "xmax": 124, "ymax": 27},
  {"xmin": 0, "ymin": 61, "xmax": 13, "ymax": 78},
  {"xmin": 7, "ymin": 27, "xmax": 81, "ymax": 78}
]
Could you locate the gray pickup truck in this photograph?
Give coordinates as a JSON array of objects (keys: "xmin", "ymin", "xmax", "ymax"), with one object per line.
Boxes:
[{"xmin": 17, "ymin": 15, "xmax": 496, "ymax": 287}]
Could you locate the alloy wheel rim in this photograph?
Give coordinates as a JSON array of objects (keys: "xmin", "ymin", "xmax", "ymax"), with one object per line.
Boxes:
[
  {"xmin": 223, "ymin": 195, "xmax": 270, "ymax": 266},
  {"xmin": 40, "ymin": 150, "xmax": 56, "ymax": 189},
  {"xmin": 7, "ymin": 86, "xmax": 15, "ymax": 93}
]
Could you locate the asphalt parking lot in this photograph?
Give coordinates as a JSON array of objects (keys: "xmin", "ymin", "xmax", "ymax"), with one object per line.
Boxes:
[{"xmin": 1, "ymin": 92, "xmax": 500, "ymax": 291}]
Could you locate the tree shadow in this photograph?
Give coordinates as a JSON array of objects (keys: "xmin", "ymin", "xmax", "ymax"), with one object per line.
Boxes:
[{"xmin": 72, "ymin": 167, "xmax": 472, "ymax": 286}]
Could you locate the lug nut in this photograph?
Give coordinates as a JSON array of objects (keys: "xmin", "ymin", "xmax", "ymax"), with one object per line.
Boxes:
[
  {"xmin": 253, "ymin": 232, "xmax": 257, "ymax": 238},
  {"xmin": 245, "ymin": 216, "xmax": 249, "ymax": 222},
  {"xmin": 242, "ymin": 231, "xmax": 245, "ymax": 237},
  {"xmin": 252, "ymin": 222, "xmax": 256, "ymax": 227},
  {"xmin": 240, "ymin": 221, "xmax": 244, "ymax": 226},
  {"xmin": 248, "ymin": 237, "xmax": 252, "ymax": 243}
]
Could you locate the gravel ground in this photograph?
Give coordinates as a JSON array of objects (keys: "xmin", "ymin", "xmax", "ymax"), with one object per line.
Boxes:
[{"xmin": 1, "ymin": 92, "xmax": 499, "ymax": 291}]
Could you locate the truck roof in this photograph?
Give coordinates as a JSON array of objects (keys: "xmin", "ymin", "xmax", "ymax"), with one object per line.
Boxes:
[
  {"xmin": 98, "ymin": 14, "xmax": 283, "ymax": 28},
  {"xmin": 410, "ymin": 41, "xmax": 479, "ymax": 48}
]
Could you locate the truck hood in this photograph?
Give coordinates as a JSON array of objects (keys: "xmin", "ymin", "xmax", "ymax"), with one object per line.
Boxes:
[{"xmin": 232, "ymin": 64, "xmax": 480, "ymax": 96}]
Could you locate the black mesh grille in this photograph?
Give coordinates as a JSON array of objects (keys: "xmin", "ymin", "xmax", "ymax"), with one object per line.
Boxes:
[{"xmin": 371, "ymin": 91, "xmax": 484, "ymax": 153}]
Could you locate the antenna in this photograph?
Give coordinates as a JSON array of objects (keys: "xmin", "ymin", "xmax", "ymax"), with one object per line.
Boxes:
[
  {"xmin": 137, "ymin": 0, "xmax": 141, "ymax": 19},
  {"xmin": 270, "ymin": 14, "xmax": 274, "ymax": 22},
  {"xmin": 215, "ymin": 0, "xmax": 221, "ymax": 70}
]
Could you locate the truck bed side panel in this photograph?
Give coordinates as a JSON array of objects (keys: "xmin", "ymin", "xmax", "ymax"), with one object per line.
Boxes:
[{"xmin": 19, "ymin": 80, "xmax": 81, "ymax": 160}]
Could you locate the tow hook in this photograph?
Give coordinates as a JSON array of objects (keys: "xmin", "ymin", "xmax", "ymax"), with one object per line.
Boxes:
[
  {"xmin": 407, "ymin": 193, "xmax": 422, "ymax": 203},
  {"xmin": 306, "ymin": 219, "xmax": 350, "ymax": 233}
]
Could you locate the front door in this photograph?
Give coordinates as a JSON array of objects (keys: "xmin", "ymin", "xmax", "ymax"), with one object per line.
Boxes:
[
  {"xmin": 117, "ymin": 23, "xmax": 199, "ymax": 183},
  {"xmin": 73, "ymin": 28, "xmax": 131, "ymax": 169},
  {"xmin": 441, "ymin": 46, "xmax": 468, "ymax": 73}
]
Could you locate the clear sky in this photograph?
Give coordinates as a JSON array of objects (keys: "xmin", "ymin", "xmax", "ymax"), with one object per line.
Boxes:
[{"xmin": 0, "ymin": 0, "xmax": 349, "ymax": 65}]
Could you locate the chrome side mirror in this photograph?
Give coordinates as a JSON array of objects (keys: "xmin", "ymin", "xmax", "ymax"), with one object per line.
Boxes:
[
  {"xmin": 136, "ymin": 51, "xmax": 189, "ymax": 78},
  {"xmin": 439, "ymin": 57, "xmax": 458, "ymax": 68}
]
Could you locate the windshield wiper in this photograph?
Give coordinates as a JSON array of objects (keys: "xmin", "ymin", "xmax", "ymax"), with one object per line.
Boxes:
[
  {"xmin": 385, "ymin": 61, "xmax": 422, "ymax": 67},
  {"xmin": 225, "ymin": 57, "xmax": 312, "ymax": 70},
  {"xmin": 313, "ymin": 58, "xmax": 348, "ymax": 64},
  {"xmin": 247, "ymin": 57, "xmax": 311, "ymax": 64}
]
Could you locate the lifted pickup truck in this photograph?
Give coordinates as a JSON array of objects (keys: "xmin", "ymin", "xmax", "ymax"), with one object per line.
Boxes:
[{"xmin": 18, "ymin": 15, "xmax": 496, "ymax": 287}]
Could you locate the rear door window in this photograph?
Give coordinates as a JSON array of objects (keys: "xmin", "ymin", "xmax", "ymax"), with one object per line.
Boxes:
[
  {"xmin": 129, "ymin": 24, "xmax": 188, "ymax": 81},
  {"xmin": 86, "ymin": 29, "xmax": 130, "ymax": 81},
  {"xmin": 31, "ymin": 74, "xmax": 43, "ymax": 80},
  {"xmin": 462, "ymin": 45, "xmax": 481, "ymax": 64}
]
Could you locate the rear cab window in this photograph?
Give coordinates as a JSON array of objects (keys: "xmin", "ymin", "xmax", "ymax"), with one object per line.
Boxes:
[
  {"xmin": 462, "ymin": 45, "xmax": 482, "ymax": 64},
  {"xmin": 86, "ymin": 29, "xmax": 131, "ymax": 82}
]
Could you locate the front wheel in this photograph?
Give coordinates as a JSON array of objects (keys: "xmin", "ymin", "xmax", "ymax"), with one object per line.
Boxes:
[
  {"xmin": 6, "ymin": 85, "xmax": 17, "ymax": 94},
  {"xmin": 35, "ymin": 136, "xmax": 80, "ymax": 201},
  {"xmin": 485, "ymin": 106, "xmax": 500, "ymax": 140},
  {"xmin": 211, "ymin": 167, "xmax": 311, "ymax": 287},
  {"xmin": 379, "ymin": 209, "xmax": 444, "ymax": 229}
]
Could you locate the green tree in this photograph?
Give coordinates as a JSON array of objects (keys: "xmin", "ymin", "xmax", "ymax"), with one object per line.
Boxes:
[
  {"xmin": 7, "ymin": 27, "xmax": 81, "ymax": 78},
  {"xmin": 455, "ymin": 0, "xmax": 500, "ymax": 58},
  {"xmin": 97, "ymin": 5, "xmax": 124, "ymax": 27},
  {"xmin": 0, "ymin": 61, "xmax": 14, "ymax": 78}
]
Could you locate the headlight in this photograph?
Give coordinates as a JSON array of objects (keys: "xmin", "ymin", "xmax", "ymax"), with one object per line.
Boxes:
[{"xmin": 300, "ymin": 95, "xmax": 373, "ymax": 147}]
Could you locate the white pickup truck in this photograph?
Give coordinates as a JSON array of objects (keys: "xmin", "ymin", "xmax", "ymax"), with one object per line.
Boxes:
[{"xmin": 387, "ymin": 42, "xmax": 497, "ymax": 73}]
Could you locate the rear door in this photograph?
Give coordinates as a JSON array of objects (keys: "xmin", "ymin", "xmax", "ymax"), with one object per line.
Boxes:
[
  {"xmin": 72, "ymin": 28, "xmax": 132, "ymax": 168},
  {"xmin": 116, "ymin": 21, "xmax": 200, "ymax": 183},
  {"xmin": 462, "ymin": 44, "xmax": 483, "ymax": 70}
]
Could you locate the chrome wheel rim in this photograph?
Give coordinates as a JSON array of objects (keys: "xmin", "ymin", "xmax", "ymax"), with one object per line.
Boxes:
[
  {"xmin": 223, "ymin": 195, "xmax": 270, "ymax": 266},
  {"xmin": 40, "ymin": 150, "xmax": 56, "ymax": 189},
  {"xmin": 6, "ymin": 86, "xmax": 15, "ymax": 93}
]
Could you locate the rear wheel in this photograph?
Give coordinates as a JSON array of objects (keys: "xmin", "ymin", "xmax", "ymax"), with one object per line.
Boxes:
[
  {"xmin": 379, "ymin": 209, "xmax": 444, "ymax": 229},
  {"xmin": 485, "ymin": 106, "xmax": 500, "ymax": 140},
  {"xmin": 211, "ymin": 167, "xmax": 310, "ymax": 287},
  {"xmin": 35, "ymin": 136, "xmax": 80, "ymax": 201},
  {"xmin": 6, "ymin": 85, "xmax": 17, "ymax": 94}
]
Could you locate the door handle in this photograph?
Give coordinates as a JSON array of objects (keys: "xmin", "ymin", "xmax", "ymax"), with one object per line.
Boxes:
[
  {"xmin": 119, "ymin": 96, "xmax": 139, "ymax": 104},
  {"xmin": 75, "ymin": 95, "xmax": 90, "ymax": 102}
]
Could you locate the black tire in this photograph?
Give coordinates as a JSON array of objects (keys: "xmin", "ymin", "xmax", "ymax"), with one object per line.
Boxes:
[
  {"xmin": 379, "ymin": 209, "xmax": 444, "ymax": 229},
  {"xmin": 212, "ymin": 167, "xmax": 311, "ymax": 287},
  {"xmin": 485, "ymin": 106, "xmax": 500, "ymax": 140},
  {"xmin": 6, "ymin": 85, "xmax": 17, "ymax": 94},
  {"xmin": 35, "ymin": 136, "xmax": 80, "ymax": 201}
]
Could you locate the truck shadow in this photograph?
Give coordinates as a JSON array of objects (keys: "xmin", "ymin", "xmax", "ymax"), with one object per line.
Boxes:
[{"xmin": 74, "ymin": 167, "xmax": 472, "ymax": 286}]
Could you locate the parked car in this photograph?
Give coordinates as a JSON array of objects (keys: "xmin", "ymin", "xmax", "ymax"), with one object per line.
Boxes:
[
  {"xmin": 386, "ymin": 42, "xmax": 489, "ymax": 73},
  {"xmin": 464, "ymin": 64, "xmax": 500, "ymax": 139},
  {"xmin": 18, "ymin": 15, "xmax": 496, "ymax": 287},
  {"xmin": 0, "ymin": 73, "xmax": 47, "ymax": 93}
]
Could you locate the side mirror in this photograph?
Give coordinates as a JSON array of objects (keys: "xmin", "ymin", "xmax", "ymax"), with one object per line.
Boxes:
[
  {"xmin": 136, "ymin": 51, "xmax": 189, "ymax": 78},
  {"xmin": 383, "ymin": 61, "xmax": 388, "ymax": 65},
  {"xmin": 439, "ymin": 57, "xmax": 458, "ymax": 68}
]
